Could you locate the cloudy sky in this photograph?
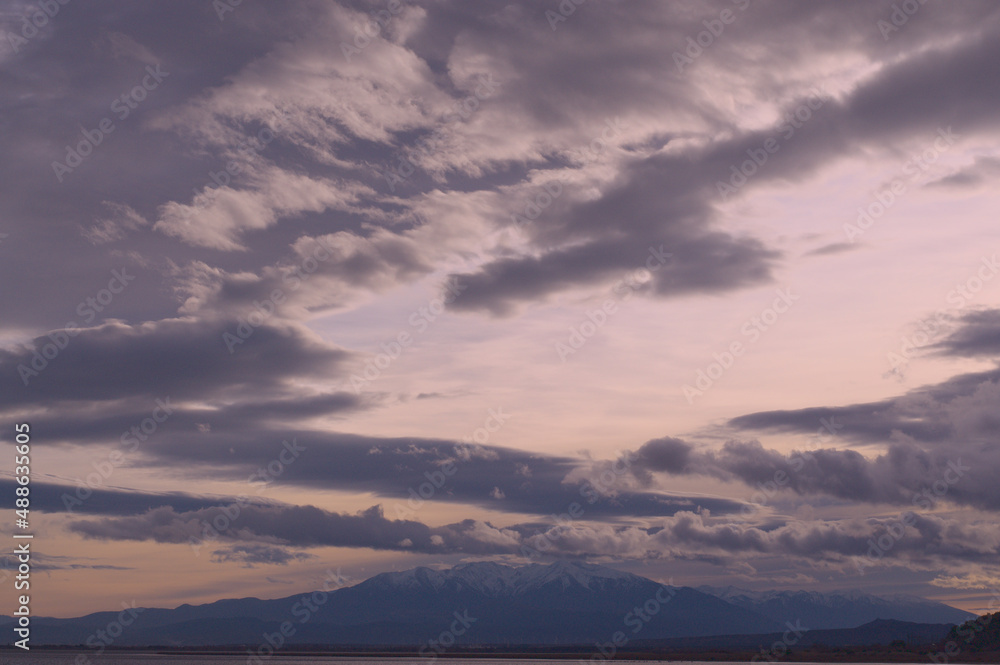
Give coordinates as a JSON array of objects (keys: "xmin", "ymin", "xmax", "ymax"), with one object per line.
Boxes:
[{"xmin": 2, "ymin": 0, "xmax": 1000, "ymax": 618}]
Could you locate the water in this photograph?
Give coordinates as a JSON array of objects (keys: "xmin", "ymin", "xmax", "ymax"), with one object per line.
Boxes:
[{"xmin": 0, "ymin": 657, "xmax": 932, "ymax": 665}]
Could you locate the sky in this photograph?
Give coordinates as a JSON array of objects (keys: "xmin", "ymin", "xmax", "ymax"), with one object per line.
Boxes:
[{"xmin": 1, "ymin": 0, "xmax": 1000, "ymax": 618}]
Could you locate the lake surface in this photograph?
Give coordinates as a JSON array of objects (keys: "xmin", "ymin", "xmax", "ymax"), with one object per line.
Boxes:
[{"xmin": 0, "ymin": 656, "xmax": 935, "ymax": 665}]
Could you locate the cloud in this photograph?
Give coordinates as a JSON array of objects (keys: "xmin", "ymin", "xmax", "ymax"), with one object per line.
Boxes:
[
  {"xmin": 804, "ymin": 242, "xmax": 860, "ymax": 257},
  {"xmin": 0, "ymin": 317, "xmax": 350, "ymax": 408},
  {"xmin": 100, "ymin": 30, "xmax": 161, "ymax": 67},
  {"xmin": 932, "ymin": 309, "xmax": 1000, "ymax": 357},
  {"xmin": 627, "ymin": 428, "xmax": 1000, "ymax": 512},
  {"xmin": 0, "ymin": 478, "xmax": 277, "ymax": 516},
  {"xmin": 82, "ymin": 201, "xmax": 150, "ymax": 245},
  {"xmin": 67, "ymin": 502, "xmax": 1000, "ymax": 577},
  {"xmin": 92, "ymin": 427, "xmax": 744, "ymax": 519},
  {"xmin": 171, "ymin": 228, "xmax": 434, "ymax": 320},
  {"xmin": 728, "ymin": 364, "xmax": 1000, "ymax": 446},
  {"xmin": 928, "ymin": 156, "xmax": 1000, "ymax": 189},
  {"xmin": 211, "ymin": 544, "xmax": 316, "ymax": 567},
  {"xmin": 0, "ymin": 552, "xmax": 132, "ymax": 573},
  {"xmin": 629, "ymin": 437, "xmax": 695, "ymax": 486},
  {"xmin": 69, "ymin": 503, "xmax": 525, "ymax": 555},
  {"xmin": 627, "ymin": 306, "xmax": 1000, "ymax": 512},
  {"xmin": 154, "ymin": 168, "xmax": 373, "ymax": 251}
]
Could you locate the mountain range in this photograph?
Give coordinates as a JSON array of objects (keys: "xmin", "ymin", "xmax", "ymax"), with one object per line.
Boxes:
[
  {"xmin": 1, "ymin": 560, "xmax": 977, "ymax": 647},
  {"xmin": 697, "ymin": 584, "xmax": 975, "ymax": 629}
]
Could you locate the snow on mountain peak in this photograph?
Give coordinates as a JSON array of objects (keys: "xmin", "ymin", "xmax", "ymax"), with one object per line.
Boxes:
[{"xmin": 369, "ymin": 560, "xmax": 646, "ymax": 596}]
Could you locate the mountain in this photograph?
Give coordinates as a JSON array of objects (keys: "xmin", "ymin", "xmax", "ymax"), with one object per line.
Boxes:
[
  {"xmin": 634, "ymin": 618, "xmax": 955, "ymax": 650},
  {"xmin": 0, "ymin": 561, "xmax": 973, "ymax": 648},
  {"xmin": 942, "ymin": 611, "xmax": 1000, "ymax": 652},
  {"xmin": 699, "ymin": 585, "xmax": 976, "ymax": 629},
  {"xmin": 0, "ymin": 560, "xmax": 779, "ymax": 647}
]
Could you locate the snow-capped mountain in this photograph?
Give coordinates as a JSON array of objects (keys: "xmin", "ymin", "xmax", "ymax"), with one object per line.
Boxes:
[
  {"xmin": 1, "ymin": 561, "xmax": 973, "ymax": 647},
  {"xmin": 3, "ymin": 560, "xmax": 777, "ymax": 646},
  {"xmin": 698, "ymin": 585, "xmax": 975, "ymax": 628}
]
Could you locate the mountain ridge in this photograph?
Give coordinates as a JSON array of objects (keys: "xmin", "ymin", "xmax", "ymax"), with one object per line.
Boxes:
[
  {"xmin": 698, "ymin": 584, "xmax": 975, "ymax": 629},
  {"xmin": 0, "ymin": 560, "xmax": 976, "ymax": 647}
]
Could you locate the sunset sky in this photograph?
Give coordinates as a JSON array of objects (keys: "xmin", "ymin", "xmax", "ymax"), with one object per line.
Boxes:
[{"xmin": 2, "ymin": 0, "xmax": 1000, "ymax": 618}]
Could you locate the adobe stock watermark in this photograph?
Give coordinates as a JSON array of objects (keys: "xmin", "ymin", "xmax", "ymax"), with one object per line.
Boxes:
[
  {"xmin": 3, "ymin": 0, "xmax": 71, "ymax": 54},
  {"xmin": 545, "ymin": 0, "xmax": 587, "ymax": 31},
  {"xmin": 673, "ymin": 0, "xmax": 752, "ymax": 72},
  {"xmin": 61, "ymin": 398, "xmax": 174, "ymax": 511},
  {"xmin": 214, "ymin": 0, "xmax": 244, "ymax": 21},
  {"xmin": 886, "ymin": 254, "xmax": 999, "ymax": 376},
  {"xmin": 418, "ymin": 610, "xmax": 478, "ymax": 661},
  {"xmin": 348, "ymin": 277, "xmax": 466, "ymax": 392},
  {"xmin": 378, "ymin": 74, "xmax": 501, "ymax": 192},
  {"xmin": 17, "ymin": 268, "xmax": 136, "ymax": 386},
  {"xmin": 82, "ymin": 601, "xmax": 145, "ymax": 657},
  {"xmin": 573, "ymin": 117, "xmax": 626, "ymax": 166},
  {"xmin": 198, "ymin": 110, "xmax": 293, "ymax": 194},
  {"xmin": 508, "ymin": 180, "xmax": 564, "ymax": 235},
  {"xmin": 583, "ymin": 583, "xmax": 677, "ymax": 664},
  {"xmin": 911, "ymin": 459, "xmax": 970, "ymax": 510},
  {"xmin": 245, "ymin": 567, "xmax": 353, "ymax": 665},
  {"xmin": 717, "ymin": 89, "xmax": 825, "ymax": 200},
  {"xmin": 340, "ymin": 0, "xmax": 403, "ymax": 61},
  {"xmin": 463, "ymin": 122, "xmax": 622, "ymax": 283},
  {"xmin": 877, "ymin": 0, "xmax": 930, "ymax": 41},
  {"xmin": 737, "ymin": 416, "xmax": 842, "ymax": 521},
  {"xmin": 224, "ymin": 238, "xmax": 335, "ymax": 353},
  {"xmin": 521, "ymin": 450, "xmax": 635, "ymax": 560},
  {"xmin": 392, "ymin": 409, "xmax": 510, "ymax": 520},
  {"xmin": 752, "ymin": 621, "xmax": 809, "ymax": 663},
  {"xmin": 682, "ymin": 287, "xmax": 799, "ymax": 403},
  {"xmin": 248, "ymin": 438, "xmax": 308, "ymax": 491},
  {"xmin": 928, "ymin": 590, "xmax": 1000, "ymax": 665},
  {"xmin": 555, "ymin": 245, "xmax": 672, "ymax": 362},
  {"xmin": 52, "ymin": 65, "xmax": 169, "ymax": 182},
  {"xmin": 189, "ymin": 438, "xmax": 306, "ymax": 556},
  {"xmin": 488, "ymin": 116, "xmax": 623, "ymax": 239},
  {"xmin": 856, "ymin": 459, "xmax": 969, "ymax": 575},
  {"xmin": 844, "ymin": 126, "xmax": 958, "ymax": 242}
]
